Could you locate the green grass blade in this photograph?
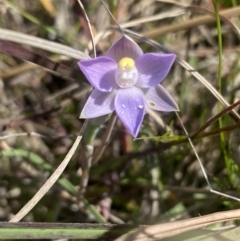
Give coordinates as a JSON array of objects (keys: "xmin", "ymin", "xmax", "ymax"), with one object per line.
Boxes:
[
  {"xmin": 212, "ymin": 0, "xmax": 234, "ymax": 184},
  {"xmin": 0, "ymin": 222, "xmax": 137, "ymax": 239}
]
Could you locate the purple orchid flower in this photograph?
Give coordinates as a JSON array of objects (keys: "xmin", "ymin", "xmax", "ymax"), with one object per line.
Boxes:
[{"xmin": 78, "ymin": 35, "xmax": 179, "ymax": 138}]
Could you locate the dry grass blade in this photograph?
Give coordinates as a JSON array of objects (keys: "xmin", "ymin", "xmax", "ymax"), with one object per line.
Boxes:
[
  {"xmin": 187, "ymin": 6, "xmax": 240, "ymax": 36},
  {"xmin": 0, "ymin": 28, "xmax": 90, "ymax": 60},
  {"xmin": 143, "ymin": 5, "xmax": 240, "ymax": 37},
  {"xmin": 114, "ymin": 209, "xmax": 240, "ymax": 241},
  {"xmin": 0, "ymin": 40, "xmax": 75, "ymax": 79}
]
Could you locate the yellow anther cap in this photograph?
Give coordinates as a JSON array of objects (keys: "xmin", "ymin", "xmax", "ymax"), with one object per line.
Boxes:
[{"xmin": 118, "ymin": 57, "xmax": 135, "ymax": 70}]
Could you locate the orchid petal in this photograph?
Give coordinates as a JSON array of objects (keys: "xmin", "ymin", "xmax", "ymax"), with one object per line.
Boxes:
[
  {"xmin": 78, "ymin": 57, "xmax": 118, "ymax": 92},
  {"xmin": 136, "ymin": 53, "xmax": 176, "ymax": 88},
  {"xmin": 143, "ymin": 85, "xmax": 179, "ymax": 112},
  {"xmin": 80, "ymin": 89, "xmax": 116, "ymax": 118},
  {"xmin": 106, "ymin": 36, "xmax": 143, "ymax": 62},
  {"xmin": 115, "ymin": 87, "xmax": 145, "ymax": 138}
]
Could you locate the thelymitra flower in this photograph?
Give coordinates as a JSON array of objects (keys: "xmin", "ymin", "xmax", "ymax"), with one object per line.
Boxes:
[{"xmin": 78, "ymin": 35, "xmax": 179, "ymax": 138}]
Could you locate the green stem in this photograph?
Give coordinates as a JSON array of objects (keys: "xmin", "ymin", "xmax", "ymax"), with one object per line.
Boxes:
[
  {"xmin": 0, "ymin": 222, "xmax": 137, "ymax": 239},
  {"xmin": 212, "ymin": 0, "xmax": 232, "ymax": 183}
]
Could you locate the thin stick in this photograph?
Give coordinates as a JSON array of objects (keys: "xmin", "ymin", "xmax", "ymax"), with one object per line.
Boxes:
[
  {"xmin": 9, "ymin": 120, "xmax": 89, "ymax": 222},
  {"xmin": 77, "ymin": 0, "xmax": 96, "ymax": 58},
  {"xmin": 100, "ymin": 0, "xmax": 124, "ymax": 35}
]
